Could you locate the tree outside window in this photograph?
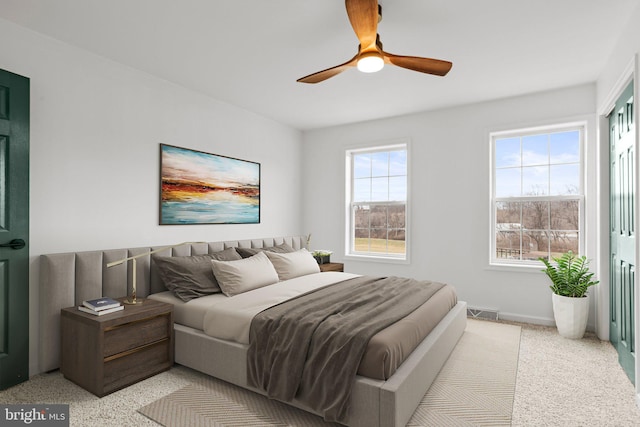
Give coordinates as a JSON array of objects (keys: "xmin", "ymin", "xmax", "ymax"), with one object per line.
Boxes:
[
  {"xmin": 347, "ymin": 144, "xmax": 408, "ymax": 259},
  {"xmin": 492, "ymin": 126, "xmax": 584, "ymax": 265}
]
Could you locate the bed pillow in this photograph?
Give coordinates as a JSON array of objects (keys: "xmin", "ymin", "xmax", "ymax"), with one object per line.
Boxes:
[
  {"xmin": 265, "ymin": 249, "xmax": 321, "ymax": 281},
  {"xmin": 154, "ymin": 247, "xmax": 242, "ymax": 302},
  {"xmin": 235, "ymin": 242, "xmax": 295, "ymax": 258},
  {"xmin": 211, "ymin": 251, "xmax": 280, "ymax": 297}
]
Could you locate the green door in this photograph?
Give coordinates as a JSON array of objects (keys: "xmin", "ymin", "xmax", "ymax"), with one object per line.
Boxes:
[
  {"xmin": 610, "ymin": 80, "xmax": 635, "ymax": 384},
  {"xmin": 0, "ymin": 69, "xmax": 30, "ymax": 390}
]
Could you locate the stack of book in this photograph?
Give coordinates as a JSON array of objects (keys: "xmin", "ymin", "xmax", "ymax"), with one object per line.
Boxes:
[{"xmin": 78, "ymin": 297, "xmax": 124, "ymax": 316}]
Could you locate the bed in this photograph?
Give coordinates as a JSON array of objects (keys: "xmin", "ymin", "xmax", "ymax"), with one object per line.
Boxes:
[{"xmin": 39, "ymin": 236, "xmax": 466, "ymax": 427}]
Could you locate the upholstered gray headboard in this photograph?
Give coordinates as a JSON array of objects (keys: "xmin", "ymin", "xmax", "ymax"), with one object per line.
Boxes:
[{"xmin": 39, "ymin": 235, "xmax": 307, "ymax": 372}]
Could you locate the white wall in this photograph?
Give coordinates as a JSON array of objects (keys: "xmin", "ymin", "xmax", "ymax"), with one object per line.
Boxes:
[
  {"xmin": 302, "ymin": 84, "xmax": 597, "ymax": 327},
  {"xmin": 0, "ymin": 18, "xmax": 303, "ymax": 375},
  {"xmin": 596, "ymin": 3, "xmax": 640, "ymax": 109}
]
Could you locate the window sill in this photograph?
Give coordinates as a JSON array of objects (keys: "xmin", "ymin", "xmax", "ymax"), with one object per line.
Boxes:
[
  {"xmin": 486, "ymin": 262, "xmax": 545, "ymax": 273},
  {"xmin": 345, "ymin": 254, "xmax": 409, "ymax": 265}
]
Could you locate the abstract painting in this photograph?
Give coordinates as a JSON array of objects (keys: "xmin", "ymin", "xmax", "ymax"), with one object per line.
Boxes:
[{"xmin": 160, "ymin": 144, "xmax": 260, "ymax": 224}]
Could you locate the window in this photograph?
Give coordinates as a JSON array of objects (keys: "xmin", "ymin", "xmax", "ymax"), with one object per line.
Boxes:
[
  {"xmin": 491, "ymin": 124, "xmax": 584, "ymax": 265},
  {"xmin": 346, "ymin": 143, "xmax": 408, "ymax": 260}
]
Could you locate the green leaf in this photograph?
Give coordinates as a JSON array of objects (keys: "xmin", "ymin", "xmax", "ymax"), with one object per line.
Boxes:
[{"xmin": 539, "ymin": 251, "xmax": 599, "ymax": 297}]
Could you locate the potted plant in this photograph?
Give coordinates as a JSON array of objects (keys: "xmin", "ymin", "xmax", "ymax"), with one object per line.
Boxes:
[
  {"xmin": 306, "ymin": 234, "xmax": 333, "ymax": 265},
  {"xmin": 539, "ymin": 251, "xmax": 599, "ymax": 339},
  {"xmin": 312, "ymin": 250, "xmax": 333, "ymax": 265},
  {"xmin": 538, "ymin": 251, "xmax": 599, "ymax": 339}
]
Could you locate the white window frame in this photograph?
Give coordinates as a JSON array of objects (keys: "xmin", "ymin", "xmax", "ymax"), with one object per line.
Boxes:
[
  {"xmin": 345, "ymin": 140, "xmax": 410, "ymax": 264},
  {"xmin": 490, "ymin": 122, "xmax": 586, "ymax": 267}
]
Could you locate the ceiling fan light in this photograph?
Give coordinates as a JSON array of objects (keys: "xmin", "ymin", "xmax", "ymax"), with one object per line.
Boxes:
[{"xmin": 357, "ymin": 54, "xmax": 384, "ymax": 73}]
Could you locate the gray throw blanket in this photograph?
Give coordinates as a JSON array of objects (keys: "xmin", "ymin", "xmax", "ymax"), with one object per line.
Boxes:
[{"xmin": 247, "ymin": 275, "xmax": 445, "ymax": 423}]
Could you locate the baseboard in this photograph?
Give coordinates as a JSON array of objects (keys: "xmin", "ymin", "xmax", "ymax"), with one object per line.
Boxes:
[
  {"xmin": 498, "ymin": 312, "xmax": 599, "ymax": 333},
  {"xmin": 497, "ymin": 312, "xmax": 555, "ymax": 327}
]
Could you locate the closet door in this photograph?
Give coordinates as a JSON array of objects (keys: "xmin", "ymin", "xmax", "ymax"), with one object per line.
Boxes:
[{"xmin": 610, "ymin": 80, "xmax": 635, "ymax": 385}]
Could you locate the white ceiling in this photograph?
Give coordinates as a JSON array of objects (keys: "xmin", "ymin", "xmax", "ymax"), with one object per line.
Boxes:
[{"xmin": 0, "ymin": 0, "xmax": 637, "ymax": 130}]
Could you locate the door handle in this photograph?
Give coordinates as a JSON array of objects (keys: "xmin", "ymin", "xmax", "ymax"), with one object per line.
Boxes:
[{"xmin": 0, "ymin": 239, "xmax": 25, "ymax": 250}]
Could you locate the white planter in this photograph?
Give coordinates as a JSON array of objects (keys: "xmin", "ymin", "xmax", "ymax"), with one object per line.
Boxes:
[{"xmin": 552, "ymin": 293, "xmax": 589, "ymax": 339}]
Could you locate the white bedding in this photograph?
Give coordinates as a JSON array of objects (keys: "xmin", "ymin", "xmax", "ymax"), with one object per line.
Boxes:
[
  {"xmin": 149, "ymin": 271, "xmax": 359, "ymax": 344},
  {"xmin": 148, "ymin": 291, "xmax": 227, "ymax": 330}
]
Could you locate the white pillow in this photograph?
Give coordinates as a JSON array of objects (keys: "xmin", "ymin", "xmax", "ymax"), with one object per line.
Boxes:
[
  {"xmin": 265, "ymin": 248, "xmax": 321, "ymax": 281},
  {"xmin": 211, "ymin": 251, "xmax": 279, "ymax": 297}
]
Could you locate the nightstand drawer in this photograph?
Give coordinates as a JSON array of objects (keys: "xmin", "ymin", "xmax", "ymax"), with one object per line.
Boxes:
[
  {"xmin": 103, "ymin": 339, "xmax": 171, "ymax": 394},
  {"xmin": 103, "ymin": 313, "xmax": 171, "ymax": 358}
]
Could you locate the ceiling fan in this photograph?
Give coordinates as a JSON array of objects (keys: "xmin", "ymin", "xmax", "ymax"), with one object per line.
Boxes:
[{"xmin": 297, "ymin": 0, "xmax": 452, "ymax": 84}]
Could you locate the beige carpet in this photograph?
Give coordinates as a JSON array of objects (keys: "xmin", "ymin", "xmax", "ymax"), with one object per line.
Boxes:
[{"xmin": 139, "ymin": 319, "xmax": 521, "ymax": 426}]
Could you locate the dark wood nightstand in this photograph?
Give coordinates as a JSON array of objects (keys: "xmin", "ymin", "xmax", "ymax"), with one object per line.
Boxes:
[
  {"xmin": 319, "ymin": 262, "xmax": 344, "ymax": 272},
  {"xmin": 61, "ymin": 298, "xmax": 174, "ymax": 397}
]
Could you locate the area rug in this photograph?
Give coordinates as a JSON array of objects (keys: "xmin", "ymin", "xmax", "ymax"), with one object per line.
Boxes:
[{"xmin": 139, "ymin": 319, "xmax": 521, "ymax": 426}]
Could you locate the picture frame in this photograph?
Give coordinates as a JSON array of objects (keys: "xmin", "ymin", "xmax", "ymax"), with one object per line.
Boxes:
[{"xmin": 159, "ymin": 144, "xmax": 260, "ymax": 225}]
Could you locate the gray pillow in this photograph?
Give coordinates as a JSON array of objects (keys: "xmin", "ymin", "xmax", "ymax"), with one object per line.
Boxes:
[
  {"xmin": 235, "ymin": 242, "xmax": 295, "ymax": 258},
  {"xmin": 154, "ymin": 247, "xmax": 242, "ymax": 301}
]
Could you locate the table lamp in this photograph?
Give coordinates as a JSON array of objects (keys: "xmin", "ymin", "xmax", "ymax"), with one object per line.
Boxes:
[{"xmin": 106, "ymin": 241, "xmax": 205, "ymax": 304}]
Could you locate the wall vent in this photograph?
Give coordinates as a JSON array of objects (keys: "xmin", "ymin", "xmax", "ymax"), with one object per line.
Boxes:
[{"xmin": 467, "ymin": 307, "xmax": 499, "ymax": 321}]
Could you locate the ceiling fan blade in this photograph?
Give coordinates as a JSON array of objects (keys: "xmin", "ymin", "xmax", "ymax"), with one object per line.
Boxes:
[
  {"xmin": 345, "ymin": 0, "xmax": 379, "ymax": 49},
  {"xmin": 384, "ymin": 52, "xmax": 453, "ymax": 76},
  {"xmin": 297, "ymin": 55, "xmax": 358, "ymax": 84}
]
